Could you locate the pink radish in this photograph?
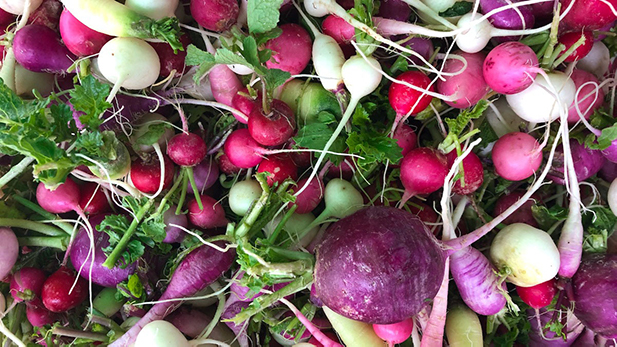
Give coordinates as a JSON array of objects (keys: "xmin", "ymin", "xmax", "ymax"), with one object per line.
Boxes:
[
  {"xmin": 188, "ymin": 194, "xmax": 228, "ymax": 229},
  {"xmin": 0, "ymin": 227, "xmax": 18, "ymax": 281},
  {"xmin": 10, "ymin": 267, "xmax": 47, "ymax": 303},
  {"xmin": 373, "ymin": 318, "xmax": 414, "ymax": 346},
  {"xmin": 483, "ymin": 41, "xmax": 540, "ymax": 94},
  {"xmin": 437, "ymin": 51, "xmax": 489, "ymax": 109},
  {"xmin": 400, "ymin": 147, "xmax": 449, "ymax": 204},
  {"xmin": 264, "ymin": 23, "xmax": 312, "ymax": 75},
  {"xmin": 209, "ymin": 65, "xmax": 243, "ymax": 108},
  {"xmin": 167, "ymin": 133, "xmax": 207, "ymax": 167},
  {"xmin": 59, "ymin": 8, "xmax": 112, "ymax": 57},
  {"xmin": 191, "ymin": 0, "xmax": 239, "ymax": 32},
  {"xmin": 491, "ymin": 132, "xmax": 542, "ymax": 181}
]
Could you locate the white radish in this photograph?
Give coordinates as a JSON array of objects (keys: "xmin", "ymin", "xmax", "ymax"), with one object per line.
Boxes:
[
  {"xmin": 125, "ymin": 0, "xmax": 179, "ymax": 20},
  {"xmin": 608, "ymin": 177, "xmax": 617, "ymax": 217},
  {"xmin": 0, "ymin": 0, "xmax": 42, "ymax": 15},
  {"xmin": 134, "ymin": 320, "xmax": 190, "ymax": 347},
  {"xmin": 454, "ymin": 13, "xmax": 493, "ymax": 54},
  {"xmin": 229, "ymin": 179, "xmax": 263, "ymax": 216},
  {"xmin": 577, "ymin": 41, "xmax": 611, "ymax": 79}
]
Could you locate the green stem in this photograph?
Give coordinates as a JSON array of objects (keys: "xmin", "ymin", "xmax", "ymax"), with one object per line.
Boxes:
[
  {"xmin": 51, "ymin": 327, "xmax": 108, "ymax": 342},
  {"xmin": 176, "ymin": 171, "xmax": 189, "ymax": 215},
  {"xmin": 234, "ymin": 175, "xmax": 271, "ymax": 239},
  {"xmin": 186, "ymin": 167, "xmax": 203, "ymax": 210},
  {"xmin": 102, "ymin": 199, "xmax": 154, "ymax": 269},
  {"xmin": 12, "ymin": 196, "xmax": 74, "ymax": 235},
  {"xmin": 267, "ymin": 246, "xmax": 315, "ymax": 261},
  {"xmin": 18, "ymin": 236, "xmax": 68, "ymax": 250},
  {"xmin": 247, "ymin": 259, "xmax": 313, "ymax": 277},
  {"xmin": 267, "ymin": 205, "xmax": 297, "ymax": 244},
  {"xmin": 0, "ymin": 156, "xmax": 35, "ymax": 191},
  {"xmin": 541, "ymin": 4, "xmax": 562, "ymax": 68},
  {"xmin": 0, "ymin": 218, "xmax": 65, "ymax": 236},
  {"xmin": 552, "ymin": 34, "xmax": 588, "ymax": 67},
  {"xmin": 155, "ymin": 168, "xmax": 184, "ymax": 216}
]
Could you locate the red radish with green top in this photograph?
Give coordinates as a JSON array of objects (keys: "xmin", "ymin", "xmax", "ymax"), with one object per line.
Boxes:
[
  {"xmin": 130, "ymin": 156, "xmax": 175, "ymax": 194},
  {"xmin": 264, "ymin": 23, "xmax": 312, "ymax": 75},
  {"xmin": 10, "ymin": 267, "xmax": 46, "ymax": 303},
  {"xmin": 257, "ymin": 154, "xmax": 298, "ymax": 186},
  {"xmin": 78, "ymin": 182, "xmax": 111, "ymax": 215},
  {"xmin": 248, "ymin": 99, "xmax": 296, "ymax": 147}
]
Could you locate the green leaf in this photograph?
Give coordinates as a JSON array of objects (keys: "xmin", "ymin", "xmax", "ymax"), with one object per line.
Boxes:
[
  {"xmin": 215, "ymin": 48, "xmax": 255, "ymax": 69},
  {"xmin": 347, "ymin": 128, "xmax": 403, "ymax": 170},
  {"xmin": 133, "ymin": 123, "xmax": 172, "ymax": 147},
  {"xmin": 531, "ymin": 205, "xmax": 567, "ymax": 231},
  {"xmin": 247, "ymin": 0, "xmax": 285, "ymax": 33},
  {"xmin": 126, "ymin": 274, "xmax": 144, "ymax": 299},
  {"xmin": 439, "ymin": 100, "xmax": 489, "ymax": 152},
  {"xmin": 293, "ymin": 121, "xmax": 347, "ymax": 165},
  {"xmin": 439, "ymin": 1, "xmax": 473, "ymax": 16},
  {"xmin": 263, "ymin": 68, "xmax": 291, "ymax": 93},
  {"xmin": 241, "ymin": 36, "xmax": 261, "ymax": 67},
  {"xmin": 69, "ymin": 75, "xmax": 112, "ymax": 129},
  {"xmin": 254, "ymin": 28, "xmax": 283, "ymax": 46},
  {"xmin": 477, "ymin": 117, "xmax": 499, "ymax": 148},
  {"xmin": 185, "ymin": 44, "xmax": 216, "ymax": 83},
  {"xmin": 74, "ymin": 131, "xmax": 105, "ymax": 158}
]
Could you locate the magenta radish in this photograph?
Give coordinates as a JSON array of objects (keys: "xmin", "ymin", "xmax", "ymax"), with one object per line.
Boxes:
[
  {"xmin": 547, "ymin": 139, "xmax": 605, "ymax": 185},
  {"xmin": 373, "ymin": 318, "xmax": 414, "ymax": 346},
  {"xmin": 149, "ymin": 33, "xmax": 190, "ymax": 78},
  {"xmin": 36, "ymin": 177, "xmax": 81, "ymax": 214},
  {"xmin": 560, "ymin": 0, "xmax": 617, "ymax": 31},
  {"xmin": 376, "ymin": 0, "xmax": 411, "ymax": 21},
  {"xmin": 437, "ymin": 51, "xmax": 489, "ymax": 109},
  {"xmin": 492, "ymin": 190, "xmax": 540, "ymax": 227},
  {"xmin": 264, "ymin": 23, "xmax": 312, "ymax": 75},
  {"xmin": 445, "ymin": 150, "xmax": 484, "ymax": 195},
  {"xmin": 0, "ymin": 227, "xmax": 18, "ymax": 281},
  {"xmin": 41, "ymin": 267, "xmax": 88, "ymax": 312},
  {"xmin": 109, "ymin": 242, "xmax": 236, "ymax": 346},
  {"xmin": 223, "ymin": 129, "xmax": 265, "ymax": 168},
  {"xmin": 567, "ymin": 69, "xmax": 604, "ymax": 123},
  {"xmin": 187, "ymin": 194, "xmax": 228, "ymax": 229},
  {"xmin": 491, "ymin": 132, "xmax": 542, "ymax": 181},
  {"xmin": 13, "ymin": 24, "xmax": 77, "ymax": 74},
  {"xmin": 26, "ymin": 299, "xmax": 57, "ymax": 327},
  {"xmin": 59, "ymin": 8, "xmax": 112, "ymax": 57},
  {"xmin": 257, "ymin": 154, "xmax": 298, "ymax": 186},
  {"xmin": 399, "ymin": 147, "xmax": 449, "ymax": 203},
  {"xmin": 321, "ymin": 15, "xmax": 355, "ymax": 45},
  {"xmin": 191, "ymin": 0, "xmax": 239, "ymax": 32},
  {"xmin": 130, "ymin": 156, "xmax": 175, "ymax": 194},
  {"xmin": 388, "ymin": 70, "xmax": 434, "ymax": 131},
  {"xmin": 9, "ymin": 267, "xmax": 46, "ymax": 303},
  {"xmin": 231, "ymin": 88, "xmax": 260, "ymax": 124},
  {"xmin": 209, "ymin": 65, "xmax": 243, "ymax": 108},
  {"xmin": 229, "ymin": 179, "xmax": 262, "ymax": 216},
  {"xmin": 291, "ymin": 177, "xmax": 325, "ymax": 214},
  {"xmin": 78, "ymin": 182, "xmax": 111, "ymax": 215},
  {"xmin": 483, "ymin": 41, "xmax": 540, "ymax": 94},
  {"xmin": 558, "ymin": 31, "xmax": 594, "ymax": 63},
  {"xmin": 392, "ymin": 124, "xmax": 417, "ymax": 159},
  {"xmin": 163, "ymin": 207, "xmax": 188, "ymax": 243},
  {"xmin": 515, "ymin": 279, "xmax": 556, "ymax": 309},
  {"xmin": 167, "ymin": 133, "xmax": 207, "ymax": 167},
  {"xmin": 217, "ymin": 152, "xmax": 243, "ymax": 175},
  {"xmin": 248, "ymin": 99, "xmax": 296, "ymax": 147}
]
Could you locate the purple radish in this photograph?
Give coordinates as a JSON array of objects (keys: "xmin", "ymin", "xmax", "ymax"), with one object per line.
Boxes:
[
  {"xmin": 187, "ymin": 157, "xmax": 219, "ymax": 195},
  {"xmin": 13, "ymin": 24, "xmax": 77, "ymax": 74},
  {"xmin": 163, "ymin": 207, "xmax": 188, "ymax": 243},
  {"xmin": 547, "ymin": 139, "xmax": 605, "ymax": 185}
]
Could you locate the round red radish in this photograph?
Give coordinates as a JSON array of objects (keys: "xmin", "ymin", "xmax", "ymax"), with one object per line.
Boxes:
[
  {"xmin": 130, "ymin": 156, "xmax": 175, "ymax": 194},
  {"xmin": 41, "ymin": 267, "xmax": 88, "ymax": 312},
  {"xmin": 558, "ymin": 31, "xmax": 594, "ymax": 62},
  {"xmin": 389, "ymin": 70, "xmax": 434, "ymax": 116},
  {"xmin": 167, "ymin": 133, "xmax": 207, "ymax": 167},
  {"xmin": 560, "ymin": 0, "xmax": 617, "ymax": 31},
  {"xmin": 492, "ymin": 190, "xmax": 540, "ymax": 227},
  {"xmin": 78, "ymin": 182, "xmax": 111, "ymax": 215},
  {"xmin": 0, "ymin": 7, "xmax": 14, "ymax": 32},
  {"xmin": 223, "ymin": 129, "xmax": 265, "ymax": 169},
  {"xmin": 322, "ymin": 15, "xmax": 355, "ymax": 44},
  {"xmin": 191, "ymin": 0, "xmax": 239, "ymax": 32},
  {"xmin": 26, "ymin": 299, "xmax": 56, "ymax": 327},
  {"xmin": 231, "ymin": 88, "xmax": 260, "ymax": 125},
  {"xmin": 149, "ymin": 33, "xmax": 191, "ymax": 78},
  {"xmin": 217, "ymin": 152, "xmax": 243, "ymax": 175},
  {"xmin": 188, "ymin": 195, "xmax": 228, "ymax": 229},
  {"xmin": 373, "ymin": 318, "xmax": 414, "ymax": 344},
  {"xmin": 400, "ymin": 147, "xmax": 449, "ymax": 197},
  {"xmin": 36, "ymin": 177, "xmax": 80, "ymax": 214},
  {"xmin": 393, "ymin": 124, "xmax": 417, "ymax": 158},
  {"xmin": 264, "ymin": 23, "xmax": 312, "ymax": 75},
  {"xmin": 446, "ymin": 150, "xmax": 485, "ymax": 195},
  {"xmin": 516, "ymin": 279, "xmax": 556, "ymax": 309},
  {"xmin": 10, "ymin": 267, "xmax": 47, "ymax": 303},
  {"xmin": 491, "ymin": 132, "xmax": 542, "ymax": 181},
  {"xmin": 248, "ymin": 99, "xmax": 296, "ymax": 147},
  {"xmin": 408, "ymin": 200, "xmax": 440, "ymax": 234},
  {"xmin": 287, "ymin": 140, "xmax": 312, "ymax": 169},
  {"xmin": 292, "ymin": 177, "xmax": 325, "ymax": 214},
  {"xmin": 257, "ymin": 154, "xmax": 298, "ymax": 186}
]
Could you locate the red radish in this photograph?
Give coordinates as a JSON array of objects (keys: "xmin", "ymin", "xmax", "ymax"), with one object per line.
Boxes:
[
  {"xmin": 321, "ymin": 15, "xmax": 355, "ymax": 44},
  {"xmin": 491, "ymin": 132, "xmax": 542, "ymax": 181},
  {"xmin": 26, "ymin": 299, "xmax": 57, "ymax": 327},
  {"xmin": 373, "ymin": 318, "xmax": 414, "ymax": 346},
  {"xmin": 492, "ymin": 191, "xmax": 540, "ymax": 227},
  {"xmin": 0, "ymin": 7, "xmax": 15, "ymax": 32},
  {"xmin": 393, "ymin": 124, "xmax": 417, "ymax": 158},
  {"xmin": 41, "ymin": 267, "xmax": 88, "ymax": 312},
  {"xmin": 560, "ymin": 0, "xmax": 617, "ymax": 31},
  {"xmin": 287, "ymin": 140, "xmax": 313, "ymax": 169},
  {"xmin": 10, "ymin": 267, "xmax": 47, "ymax": 303},
  {"xmin": 130, "ymin": 156, "xmax": 175, "ymax": 194},
  {"xmin": 149, "ymin": 33, "xmax": 191, "ymax": 78},
  {"xmin": 231, "ymin": 88, "xmax": 260, "ymax": 124},
  {"xmin": 78, "ymin": 182, "xmax": 111, "ymax": 215},
  {"xmin": 217, "ymin": 152, "xmax": 243, "ymax": 175},
  {"xmin": 326, "ymin": 160, "xmax": 355, "ymax": 180},
  {"xmin": 248, "ymin": 99, "xmax": 296, "ymax": 146},
  {"xmin": 27, "ymin": 0, "xmax": 62, "ymax": 30},
  {"xmin": 567, "ymin": 69, "xmax": 604, "ymax": 123},
  {"xmin": 223, "ymin": 129, "xmax": 265, "ymax": 169},
  {"xmin": 264, "ymin": 23, "xmax": 312, "ymax": 75},
  {"xmin": 483, "ymin": 41, "xmax": 540, "ymax": 94},
  {"xmin": 516, "ymin": 279, "xmax": 556, "ymax": 309},
  {"xmin": 292, "ymin": 177, "xmax": 325, "ymax": 214},
  {"xmin": 191, "ymin": 0, "xmax": 239, "ymax": 32},
  {"xmin": 389, "ymin": 70, "xmax": 433, "ymax": 131},
  {"xmin": 167, "ymin": 133, "xmax": 207, "ymax": 167},
  {"xmin": 445, "ymin": 150, "xmax": 484, "ymax": 195},
  {"xmin": 400, "ymin": 147, "xmax": 449, "ymax": 203},
  {"xmin": 188, "ymin": 194, "xmax": 228, "ymax": 229},
  {"xmin": 257, "ymin": 154, "xmax": 298, "ymax": 186},
  {"xmin": 558, "ymin": 31, "xmax": 594, "ymax": 62},
  {"xmin": 36, "ymin": 177, "xmax": 81, "ymax": 214},
  {"xmin": 0, "ymin": 227, "xmax": 18, "ymax": 281},
  {"xmin": 13, "ymin": 24, "xmax": 77, "ymax": 74}
]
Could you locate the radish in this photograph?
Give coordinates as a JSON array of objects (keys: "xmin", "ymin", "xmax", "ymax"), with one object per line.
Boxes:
[
  {"xmin": 492, "ymin": 190, "xmax": 540, "ymax": 227},
  {"xmin": 265, "ymin": 212, "xmax": 321, "ymax": 248},
  {"xmin": 41, "ymin": 266, "xmax": 88, "ymax": 312},
  {"xmin": 321, "ymin": 15, "xmax": 355, "ymax": 45},
  {"xmin": 311, "ymin": 178, "xmax": 364, "ymax": 226},
  {"xmin": 10, "ymin": 267, "xmax": 46, "ymax": 303},
  {"xmin": 36, "ymin": 177, "xmax": 82, "ymax": 214},
  {"xmin": 187, "ymin": 194, "xmax": 228, "ymax": 229},
  {"xmin": 479, "ymin": 0, "xmax": 534, "ymax": 33},
  {"xmin": 130, "ymin": 156, "xmax": 175, "ymax": 194},
  {"xmin": 373, "ymin": 318, "xmax": 414, "ymax": 346},
  {"xmin": 209, "ymin": 65, "xmax": 243, "ymax": 108},
  {"xmin": 187, "ymin": 158, "xmax": 219, "ymax": 195},
  {"xmin": 125, "ymin": 0, "xmax": 179, "ymax": 20},
  {"xmin": 577, "ymin": 41, "xmax": 611, "ymax": 79},
  {"xmin": 445, "ymin": 305, "xmax": 483, "ymax": 346},
  {"xmin": 59, "ymin": 8, "xmax": 112, "ymax": 57},
  {"xmin": 26, "ymin": 299, "xmax": 57, "ymax": 327},
  {"xmin": 445, "ymin": 150, "xmax": 484, "ymax": 195},
  {"xmin": 135, "ymin": 320, "xmax": 190, "ymax": 347},
  {"xmin": 399, "ymin": 147, "xmax": 449, "ymax": 204},
  {"xmin": 132, "ymin": 113, "xmax": 175, "ymax": 153},
  {"xmin": 223, "ymin": 128, "xmax": 265, "ymax": 168},
  {"xmin": 167, "ymin": 132, "xmax": 208, "ymax": 207},
  {"xmin": 232, "ymin": 88, "xmax": 260, "ymax": 124},
  {"xmin": 191, "ymin": 0, "xmax": 239, "ymax": 32},
  {"xmin": 291, "ymin": 177, "xmax": 325, "ymax": 214},
  {"xmin": 28, "ymin": 0, "xmax": 63, "ymax": 31},
  {"xmin": 388, "ymin": 70, "xmax": 434, "ymax": 132},
  {"xmin": 229, "ymin": 179, "xmax": 262, "ymax": 216},
  {"xmin": 166, "ymin": 307, "xmax": 236, "ymax": 341},
  {"xmin": 392, "ymin": 124, "xmax": 417, "ymax": 159},
  {"xmin": 567, "ymin": 69, "xmax": 604, "ymax": 123},
  {"xmin": 109, "ymin": 242, "xmax": 235, "ymax": 346},
  {"xmin": 257, "ymin": 154, "xmax": 298, "ymax": 186},
  {"xmin": 13, "ymin": 24, "xmax": 77, "ymax": 74},
  {"xmin": 558, "ymin": 31, "xmax": 594, "ymax": 63},
  {"xmin": 377, "ymin": 0, "xmax": 412, "ymax": 21},
  {"xmin": 560, "ymin": 0, "xmax": 617, "ymax": 31},
  {"xmin": 322, "ymin": 306, "xmax": 386, "ymax": 347},
  {"xmin": 264, "ymin": 23, "xmax": 312, "ymax": 75},
  {"xmin": 547, "ymin": 139, "xmax": 605, "ymax": 185},
  {"xmin": 149, "ymin": 33, "xmax": 191, "ymax": 78},
  {"xmin": 217, "ymin": 152, "xmax": 243, "ymax": 175},
  {"xmin": 483, "ymin": 41, "xmax": 540, "ymax": 94},
  {"xmin": 0, "ymin": 227, "xmax": 18, "ymax": 281},
  {"xmin": 489, "ymin": 223, "xmax": 560, "ymax": 287},
  {"xmin": 515, "ymin": 279, "xmax": 556, "ymax": 309},
  {"xmin": 491, "ymin": 132, "xmax": 542, "ymax": 181},
  {"xmin": 609, "ymin": 177, "xmax": 617, "ymax": 216},
  {"xmin": 248, "ymin": 99, "xmax": 296, "ymax": 147},
  {"xmin": 163, "ymin": 207, "xmax": 188, "ymax": 243},
  {"xmin": 436, "ymin": 51, "xmax": 489, "ymax": 109},
  {"xmin": 88, "ymin": 142, "xmax": 132, "ymax": 180}
]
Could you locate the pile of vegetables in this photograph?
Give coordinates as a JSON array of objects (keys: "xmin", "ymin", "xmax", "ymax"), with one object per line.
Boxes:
[{"xmin": 0, "ymin": 0, "xmax": 616, "ymax": 345}]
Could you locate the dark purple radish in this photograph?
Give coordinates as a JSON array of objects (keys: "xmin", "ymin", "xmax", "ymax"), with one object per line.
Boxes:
[
  {"xmin": 78, "ymin": 182, "xmax": 111, "ymax": 215},
  {"xmin": 528, "ymin": 306, "xmax": 584, "ymax": 345},
  {"xmin": 191, "ymin": 0, "xmax": 239, "ymax": 32},
  {"xmin": 26, "ymin": 299, "xmax": 57, "ymax": 327},
  {"xmin": 376, "ymin": 0, "xmax": 411, "ymax": 21},
  {"xmin": 492, "ymin": 190, "xmax": 540, "ymax": 227},
  {"xmin": 292, "ymin": 177, "xmax": 325, "ymax": 214},
  {"xmin": 167, "ymin": 133, "xmax": 207, "ymax": 167},
  {"xmin": 187, "ymin": 158, "xmax": 219, "ymax": 195},
  {"xmin": 13, "ymin": 24, "xmax": 77, "ymax": 74},
  {"xmin": 264, "ymin": 23, "xmax": 312, "ymax": 75},
  {"xmin": 163, "ymin": 207, "xmax": 188, "ymax": 243},
  {"xmin": 480, "ymin": 0, "xmax": 534, "ymax": 35},
  {"xmin": 257, "ymin": 154, "xmax": 298, "ymax": 186},
  {"xmin": 314, "ymin": 206, "xmax": 446, "ymax": 324},
  {"xmin": 248, "ymin": 99, "xmax": 296, "ymax": 147},
  {"xmin": 70, "ymin": 214, "xmax": 137, "ymax": 287},
  {"xmin": 10, "ymin": 268, "xmax": 47, "ymax": 303},
  {"xmin": 109, "ymin": 242, "xmax": 236, "ymax": 346},
  {"xmin": 130, "ymin": 156, "xmax": 175, "ymax": 194},
  {"xmin": 149, "ymin": 33, "xmax": 191, "ymax": 79},
  {"xmin": 402, "ymin": 37, "xmax": 434, "ymax": 65},
  {"xmin": 188, "ymin": 194, "xmax": 228, "ymax": 229},
  {"xmin": 59, "ymin": 9, "xmax": 112, "ymax": 57},
  {"xmin": 223, "ymin": 129, "xmax": 265, "ymax": 169},
  {"xmin": 222, "ymin": 298, "xmax": 250, "ymax": 347},
  {"xmin": 399, "ymin": 147, "xmax": 449, "ymax": 204},
  {"xmin": 547, "ymin": 139, "xmax": 605, "ymax": 185},
  {"xmin": 445, "ymin": 150, "xmax": 484, "ymax": 195}
]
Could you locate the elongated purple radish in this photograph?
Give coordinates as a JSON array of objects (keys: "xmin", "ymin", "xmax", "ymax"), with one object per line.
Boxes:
[
  {"xmin": 13, "ymin": 24, "xmax": 77, "ymax": 74},
  {"xmin": 399, "ymin": 147, "xmax": 449, "ymax": 205},
  {"xmin": 109, "ymin": 241, "xmax": 236, "ymax": 347},
  {"xmin": 483, "ymin": 41, "xmax": 540, "ymax": 94}
]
